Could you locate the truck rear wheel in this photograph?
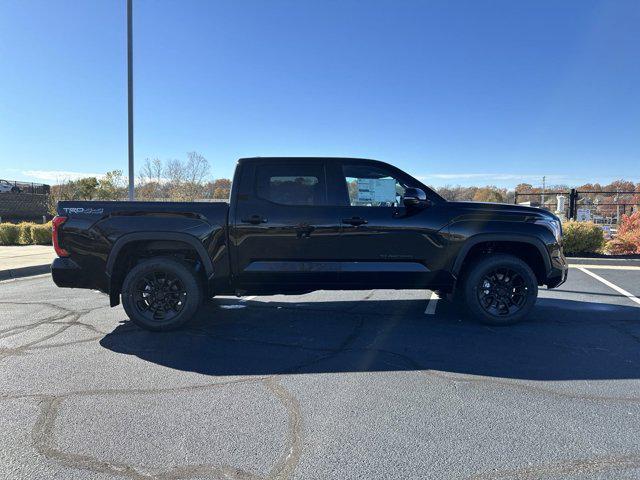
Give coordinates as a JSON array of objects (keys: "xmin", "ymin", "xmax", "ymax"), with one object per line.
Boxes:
[
  {"xmin": 121, "ymin": 257, "xmax": 202, "ymax": 331},
  {"xmin": 461, "ymin": 254, "xmax": 538, "ymax": 326}
]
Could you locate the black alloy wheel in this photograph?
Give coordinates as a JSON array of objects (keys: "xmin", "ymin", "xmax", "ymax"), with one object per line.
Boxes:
[
  {"xmin": 134, "ymin": 271, "xmax": 187, "ymax": 323},
  {"xmin": 476, "ymin": 267, "xmax": 528, "ymax": 316},
  {"xmin": 121, "ymin": 257, "xmax": 202, "ymax": 331},
  {"xmin": 461, "ymin": 254, "xmax": 538, "ymax": 326}
]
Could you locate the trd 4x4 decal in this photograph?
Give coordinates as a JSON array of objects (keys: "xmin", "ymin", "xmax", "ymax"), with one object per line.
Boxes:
[{"xmin": 62, "ymin": 207, "xmax": 104, "ymax": 215}]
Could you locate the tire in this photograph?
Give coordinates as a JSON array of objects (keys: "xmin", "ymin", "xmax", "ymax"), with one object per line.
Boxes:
[
  {"xmin": 10, "ymin": 186, "xmax": 19, "ymax": 193},
  {"xmin": 460, "ymin": 254, "xmax": 538, "ymax": 326},
  {"xmin": 121, "ymin": 256, "xmax": 202, "ymax": 331}
]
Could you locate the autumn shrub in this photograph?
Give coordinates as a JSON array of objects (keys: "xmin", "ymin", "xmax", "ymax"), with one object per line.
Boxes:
[
  {"xmin": 0, "ymin": 223, "xmax": 20, "ymax": 245},
  {"xmin": 18, "ymin": 222, "xmax": 36, "ymax": 244},
  {"xmin": 562, "ymin": 221, "xmax": 604, "ymax": 255},
  {"xmin": 31, "ymin": 222, "xmax": 52, "ymax": 245},
  {"xmin": 605, "ymin": 212, "xmax": 640, "ymax": 254},
  {"xmin": 617, "ymin": 211, "xmax": 640, "ymax": 236}
]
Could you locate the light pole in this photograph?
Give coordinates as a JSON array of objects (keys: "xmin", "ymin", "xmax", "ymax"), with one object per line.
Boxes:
[{"xmin": 127, "ymin": 0, "xmax": 135, "ymax": 200}]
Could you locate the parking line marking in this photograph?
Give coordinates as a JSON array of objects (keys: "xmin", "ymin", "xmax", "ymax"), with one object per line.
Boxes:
[
  {"xmin": 569, "ymin": 264, "xmax": 640, "ymax": 271},
  {"xmin": 424, "ymin": 291, "xmax": 440, "ymax": 315},
  {"xmin": 578, "ymin": 267, "xmax": 640, "ymax": 307}
]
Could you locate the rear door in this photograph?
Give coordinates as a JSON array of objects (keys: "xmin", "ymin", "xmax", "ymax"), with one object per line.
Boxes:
[{"xmin": 230, "ymin": 159, "xmax": 342, "ymax": 290}]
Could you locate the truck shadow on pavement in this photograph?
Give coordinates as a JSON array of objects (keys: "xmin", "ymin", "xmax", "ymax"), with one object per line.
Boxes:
[{"xmin": 100, "ymin": 297, "xmax": 640, "ymax": 381}]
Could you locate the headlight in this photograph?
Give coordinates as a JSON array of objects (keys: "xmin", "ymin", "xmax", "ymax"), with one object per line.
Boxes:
[{"xmin": 535, "ymin": 218, "xmax": 562, "ymax": 242}]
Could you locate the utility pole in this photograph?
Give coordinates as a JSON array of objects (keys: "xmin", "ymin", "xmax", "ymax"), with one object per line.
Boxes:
[
  {"xmin": 127, "ymin": 0, "xmax": 135, "ymax": 200},
  {"xmin": 541, "ymin": 175, "xmax": 546, "ymax": 206}
]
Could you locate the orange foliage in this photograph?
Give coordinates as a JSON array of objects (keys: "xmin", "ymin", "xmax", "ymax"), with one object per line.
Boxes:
[{"xmin": 605, "ymin": 212, "xmax": 640, "ymax": 255}]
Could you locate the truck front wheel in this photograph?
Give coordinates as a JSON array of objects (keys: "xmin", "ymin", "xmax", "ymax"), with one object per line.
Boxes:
[
  {"xmin": 461, "ymin": 254, "xmax": 538, "ymax": 326},
  {"xmin": 121, "ymin": 257, "xmax": 202, "ymax": 331}
]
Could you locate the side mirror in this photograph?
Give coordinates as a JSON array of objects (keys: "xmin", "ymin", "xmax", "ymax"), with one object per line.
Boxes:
[{"xmin": 403, "ymin": 188, "xmax": 429, "ymax": 208}]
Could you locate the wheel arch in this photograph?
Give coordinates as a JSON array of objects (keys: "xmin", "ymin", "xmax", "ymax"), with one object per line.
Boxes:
[
  {"xmin": 452, "ymin": 234, "xmax": 551, "ymax": 284},
  {"xmin": 106, "ymin": 232, "xmax": 214, "ymax": 306}
]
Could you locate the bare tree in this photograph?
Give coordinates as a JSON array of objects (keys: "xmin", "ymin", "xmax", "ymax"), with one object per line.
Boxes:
[
  {"xmin": 180, "ymin": 152, "xmax": 210, "ymax": 200},
  {"xmin": 140, "ymin": 158, "xmax": 163, "ymax": 184},
  {"xmin": 164, "ymin": 159, "xmax": 186, "ymax": 183},
  {"xmin": 137, "ymin": 158, "xmax": 164, "ymax": 200},
  {"xmin": 164, "ymin": 158, "xmax": 187, "ymax": 200},
  {"xmin": 134, "ymin": 152, "xmax": 213, "ymax": 201},
  {"xmin": 185, "ymin": 152, "xmax": 210, "ymax": 184}
]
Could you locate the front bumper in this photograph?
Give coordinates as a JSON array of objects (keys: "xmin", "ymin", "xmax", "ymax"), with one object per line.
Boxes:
[{"xmin": 546, "ymin": 246, "xmax": 568, "ymax": 288}]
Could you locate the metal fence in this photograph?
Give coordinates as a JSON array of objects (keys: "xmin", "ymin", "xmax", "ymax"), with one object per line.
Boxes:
[
  {"xmin": 0, "ymin": 179, "xmax": 50, "ymax": 195},
  {"xmin": 514, "ymin": 189, "xmax": 639, "ymax": 227}
]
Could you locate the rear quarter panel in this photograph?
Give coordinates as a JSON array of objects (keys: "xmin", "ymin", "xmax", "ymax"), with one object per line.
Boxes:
[{"xmin": 57, "ymin": 201, "xmax": 229, "ymax": 293}]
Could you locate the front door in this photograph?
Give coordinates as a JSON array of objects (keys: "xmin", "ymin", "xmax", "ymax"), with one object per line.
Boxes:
[
  {"xmin": 327, "ymin": 160, "xmax": 451, "ymax": 288},
  {"xmin": 231, "ymin": 159, "xmax": 342, "ymax": 291}
]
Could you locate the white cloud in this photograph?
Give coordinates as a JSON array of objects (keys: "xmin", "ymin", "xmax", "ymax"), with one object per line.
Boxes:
[
  {"xmin": 22, "ymin": 170, "xmax": 106, "ymax": 182},
  {"xmin": 420, "ymin": 173, "xmax": 566, "ymax": 181},
  {"xmin": 416, "ymin": 173, "xmax": 568, "ymax": 187}
]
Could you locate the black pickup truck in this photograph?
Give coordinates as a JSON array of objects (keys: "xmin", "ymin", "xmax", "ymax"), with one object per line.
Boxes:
[{"xmin": 52, "ymin": 157, "xmax": 567, "ymax": 330}]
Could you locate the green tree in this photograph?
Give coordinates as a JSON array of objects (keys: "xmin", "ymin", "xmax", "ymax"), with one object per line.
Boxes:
[
  {"xmin": 96, "ymin": 170, "xmax": 126, "ymax": 200},
  {"xmin": 76, "ymin": 177, "xmax": 99, "ymax": 200}
]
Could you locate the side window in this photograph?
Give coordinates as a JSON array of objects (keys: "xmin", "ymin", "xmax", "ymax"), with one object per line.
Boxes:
[
  {"xmin": 255, "ymin": 164, "xmax": 325, "ymax": 206},
  {"xmin": 342, "ymin": 164, "xmax": 407, "ymax": 207}
]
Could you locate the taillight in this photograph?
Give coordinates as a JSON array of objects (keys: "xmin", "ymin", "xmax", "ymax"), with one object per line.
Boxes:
[{"xmin": 52, "ymin": 216, "xmax": 69, "ymax": 257}]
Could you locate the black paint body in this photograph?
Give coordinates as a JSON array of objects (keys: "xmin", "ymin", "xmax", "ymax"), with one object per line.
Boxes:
[{"xmin": 51, "ymin": 157, "xmax": 567, "ymax": 303}]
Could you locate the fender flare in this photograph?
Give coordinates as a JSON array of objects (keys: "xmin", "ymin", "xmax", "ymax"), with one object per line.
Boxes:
[
  {"xmin": 451, "ymin": 233, "xmax": 551, "ymax": 277},
  {"xmin": 106, "ymin": 232, "xmax": 214, "ymax": 279}
]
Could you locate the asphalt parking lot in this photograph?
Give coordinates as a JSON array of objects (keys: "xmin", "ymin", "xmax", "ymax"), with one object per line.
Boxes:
[{"xmin": 1, "ymin": 262, "xmax": 640, "ymax": 479}]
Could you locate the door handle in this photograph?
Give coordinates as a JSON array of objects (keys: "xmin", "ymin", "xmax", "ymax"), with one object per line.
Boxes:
[
  {"xmin": 295, "ymin": 224, "xmax": 315, "ymax": 239},
  {"xmin": 341, "ymin": 217, "xmax": 368, "ymax": 226},
  {"xmin": 241, "ymin": 215, "xmax": 268, "ymax": 225}
]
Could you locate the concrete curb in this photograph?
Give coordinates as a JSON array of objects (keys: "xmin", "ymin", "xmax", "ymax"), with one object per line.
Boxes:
[
  {"xmin": 567, "ymin": 257, "xmax": 640, "ymax": 266},
  {"xmin": 0, "ymin": 264, "xmax": 50, "ymax": 281}
]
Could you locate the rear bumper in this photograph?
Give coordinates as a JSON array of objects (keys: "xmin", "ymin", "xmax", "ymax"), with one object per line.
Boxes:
[{"xmin": 51, "ymin": 257, "xmax": 86, "ymax": 289}]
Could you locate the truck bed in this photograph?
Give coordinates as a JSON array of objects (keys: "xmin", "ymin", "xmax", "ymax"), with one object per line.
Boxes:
[
  {"xmin": 57, "ymin": 200, "xmax": 229, "ymax": 226},
  {"xmin": 54, "ymin": 200, "xmax": 231, "ymax": 296}
]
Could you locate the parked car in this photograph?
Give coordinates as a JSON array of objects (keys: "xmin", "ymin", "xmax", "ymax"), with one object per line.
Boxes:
[
  {"xmin": 51, "ymin": 157, "xmax": 567, "ymax": 331},
  {"xmin": 0, "ymin": 180, "xmax": 21, "ymax": 193}
]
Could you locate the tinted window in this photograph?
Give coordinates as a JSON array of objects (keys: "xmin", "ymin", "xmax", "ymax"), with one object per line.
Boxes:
[
  {"xmin": 256, "ymin": 164, "xmax": 325, "ymax": 206},
  {"xmin": 342, "ymin": 164, "xmax": 407, "ymax": 207}
]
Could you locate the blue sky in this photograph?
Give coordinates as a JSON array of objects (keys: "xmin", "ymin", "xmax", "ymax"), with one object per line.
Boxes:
[{"xmin": 1, "ymin": 0, "xmax": 638, "ymax": 188}]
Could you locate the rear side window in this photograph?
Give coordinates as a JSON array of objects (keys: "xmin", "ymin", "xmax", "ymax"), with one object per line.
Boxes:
[{"xmin": 255, "ymin": 163, "xmax": 326, "ymax": 206}]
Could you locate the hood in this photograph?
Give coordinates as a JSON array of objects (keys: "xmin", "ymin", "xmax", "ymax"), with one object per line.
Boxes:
[{"xmin": 446, "ymin": 201, "xmax": 559, "ymax": 221}]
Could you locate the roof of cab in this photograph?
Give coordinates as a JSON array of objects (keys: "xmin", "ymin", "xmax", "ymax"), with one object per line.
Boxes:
[{"xmin": 238, "ymin": 156, "xmax": 382, "ymax": 163}]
